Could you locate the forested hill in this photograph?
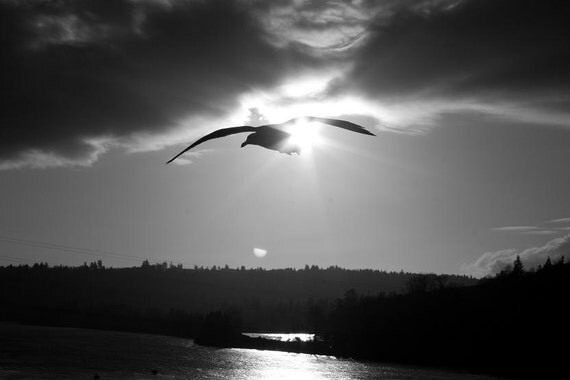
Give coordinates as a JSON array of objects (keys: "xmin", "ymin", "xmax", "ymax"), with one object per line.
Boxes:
[{"xmin": 0, "ymin": 263, "xmax": 475, "ymax": 331}]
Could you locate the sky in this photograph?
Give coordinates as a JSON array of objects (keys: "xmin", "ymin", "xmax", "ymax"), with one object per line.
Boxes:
[{"xmin": 1, "ymin": 0, "xmax": 570, "ymax": 276}]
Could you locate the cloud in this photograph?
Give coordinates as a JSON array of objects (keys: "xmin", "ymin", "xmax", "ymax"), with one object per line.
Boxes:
[
  {"xmin": 166, "ymin": 149, "xmax": 214, "ymax": 166},
  {"xmin": 330, "ymin": 0, "xmax": 570, "ymax": 130},
  {"xmin": 522, "ymin": 230, "xmax": 559, "ymax": 236},
  {"xmin": 548, "ymin": 218, "xmax": 570, "ymax": 224},
  {"xmin": 250, "ymin": 0, "xmax": 380, "ymax": 51},
  {"xmin": 0, "ymin": 140, "xmax": 110, "ymax": 170},
  {"xmin": 253, "ymin": 248, "xmax": 267, "ymax": 258},
  {"xmin": 492, "ymin": 226, "xmax": 560, "ymax": 236},
  {"xmin": 3, "ymin": 0, "xmax": 570, "ymax": 169},
  {"xmin": 0, "ymin": 0, "xmax": 320, "ymax": 169},
  {"xmin": 492, "ymin": 226, "xmax": 538, "ymax": 232},
  {"xmin": 462, "ymin": 234, "xmax": 570, "ymax": 277},
  {"xmin": 492, "ymin": 218, "xmax": 570, "ymax": 236}
]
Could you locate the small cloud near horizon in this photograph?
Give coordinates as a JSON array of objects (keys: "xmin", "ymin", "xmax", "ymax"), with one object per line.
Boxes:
[
  {"xmin": 522, "ymin": 230, "xmax": 559, "ymax": 235},
  {"xmin": 547, "ymin": 218, "xmax": 570, "ymax": 224},
  {"xmin": 493, "ymin": 221, "xmax": 569, "ymax": 235},
  {"xmin": 462, "ymin": 234, "xmax": 570, "ymax": 278},
  {"xmin": 492, "ymin": 226, "xmax": 538, "ymax": 232}
]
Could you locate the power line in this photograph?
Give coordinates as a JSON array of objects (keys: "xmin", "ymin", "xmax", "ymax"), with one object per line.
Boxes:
[
  {"xmin": 0, "ymin": 234, "xmax": 143, "ymax": 262},
  {"xmin": 0, "ymin": 234, "xmax": 191, "ymax": 267},
  {"xmin": 0, "ymin": 255, "xmax": 33, "ymax": 265}
]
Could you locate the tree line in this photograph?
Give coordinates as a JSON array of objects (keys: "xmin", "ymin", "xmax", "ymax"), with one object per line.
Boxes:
[
  {"xmin": 0, "ymin": 262, "xmax": 474, "ymax": 332},
  {"xmin": 7, "ymin": 259, "xmax": 565, "ymax": 377},
  {"xmin": 315, "ymin": 256, "xmax": 569, "ymax": 378}
]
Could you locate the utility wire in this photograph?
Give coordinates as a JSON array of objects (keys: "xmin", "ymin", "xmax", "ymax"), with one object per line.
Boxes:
[
  {"xmin": 0, "ymin": 234, "xmax": 191, "ymax": 267},
  {"xmin": 0, "ymin": 255, "xmax": 33, "ymax": 265}
]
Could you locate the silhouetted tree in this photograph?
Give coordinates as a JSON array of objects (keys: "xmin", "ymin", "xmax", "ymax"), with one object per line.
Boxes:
[
  {"xmin": 343, "ymin": 289, "xmax": 358, "ymax": 306},
  {"xmin": 543, "ymin": 257, "xmax": 552, "ymax": 271},
  {"xmin": 512, "ymin": 255, "xmax": 524, "ymax": 276},
  {"xmin": 406, "ymin": 274, "xmax": 429, "ymax": 294}
]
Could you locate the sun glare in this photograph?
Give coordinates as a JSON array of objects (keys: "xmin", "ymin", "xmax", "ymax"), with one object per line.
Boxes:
[
  {"xmin": 280, "ymin": 77, "xmax": 329, "ymax": 98},
  {"xmin": 287, "ymin": 121, "xmax": 323, "ymax": 153}
]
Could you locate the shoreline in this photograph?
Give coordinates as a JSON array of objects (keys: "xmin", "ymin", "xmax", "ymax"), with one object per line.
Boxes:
[
  {"xmin": 196, "ymin": 333, "xmax": 335, "ymax": 356},
  {"xmin": 195, "ymin": 333, "xmax": 518, "ymax": 379}
]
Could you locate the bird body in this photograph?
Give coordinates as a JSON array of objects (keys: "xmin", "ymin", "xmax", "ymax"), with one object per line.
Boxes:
[
  {"xmin": 166, "ymin": 116, "xmax": 374, "ymax": 163},
  {"xmin": 240, "ymin": 126, "xmax": 301, "ymax": 154}
]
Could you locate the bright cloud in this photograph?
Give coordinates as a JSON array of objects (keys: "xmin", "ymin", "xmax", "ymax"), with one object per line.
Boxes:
[
  {"xmin": 462, "ymin": 234, "xmax": 570, "ymax": 278},
  {"xmin": 253, "ymin": 248, "xmax": 267, "ymax": 258}
]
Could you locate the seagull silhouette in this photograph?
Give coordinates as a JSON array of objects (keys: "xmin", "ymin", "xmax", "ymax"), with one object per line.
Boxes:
[{"xmin": 166, "ymin": 116, "xmax": 375, "ymax": 164}]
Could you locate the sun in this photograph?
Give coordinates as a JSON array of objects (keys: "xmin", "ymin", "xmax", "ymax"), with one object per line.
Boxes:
[{"xmin": 286, "ymin": 121, "xmax": 323, "ymax": 153}]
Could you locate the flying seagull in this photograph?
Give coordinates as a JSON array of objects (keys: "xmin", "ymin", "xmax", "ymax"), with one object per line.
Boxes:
[{"xmin": 166, "ymin": 116, "xmax": 375, "ymax": 163}]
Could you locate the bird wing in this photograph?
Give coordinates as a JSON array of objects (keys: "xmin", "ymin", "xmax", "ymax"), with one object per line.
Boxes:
[
  {"xmin": 166, "ymin": 126, "xmax": 257, "ymax": 164},
  {"xmin": 282, "ymin": 117, "xmax": 375, "ymax": 136}
]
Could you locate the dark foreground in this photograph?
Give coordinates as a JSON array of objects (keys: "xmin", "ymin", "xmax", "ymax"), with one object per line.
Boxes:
[
  {"xmin": 1, "ymin": 258, "xmax": 568, "ymax": 379},
  {"xmin": 195, "ymin": 258, "xmax": 570, "ymax": 379},
  {"xmin": 0, "ymin": 323, "xmax": 506, "ymax": 380}
]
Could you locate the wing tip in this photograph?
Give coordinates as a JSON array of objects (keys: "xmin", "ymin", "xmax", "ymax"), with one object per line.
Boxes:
[
  {"xmin": 307, "ymin": 116, "xmax": 376, "ymax": 136},
  {"xmin": 166, "ymin": 154, "xmax": 182, "ymax": 164}
]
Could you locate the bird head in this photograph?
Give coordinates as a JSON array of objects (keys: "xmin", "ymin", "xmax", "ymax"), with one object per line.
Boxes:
[{"xmin": 241, "ymin": 135, "xmax": 253, "ymax": 148}]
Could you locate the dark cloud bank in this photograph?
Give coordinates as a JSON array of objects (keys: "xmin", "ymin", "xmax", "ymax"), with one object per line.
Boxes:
[
  {"xmin": 342, "ymin": 0, "xmax": 570, "ymax": 100},
  {"xmin": 1, "ymin": 0, "xmax": 569, "ymax": 168},
  {"xmin": 0, "ymin": 0, "xmax": 314, "ymax": 168}
]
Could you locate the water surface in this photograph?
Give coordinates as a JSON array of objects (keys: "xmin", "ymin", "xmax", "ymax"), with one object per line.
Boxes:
[{"xmin": 0, "ymin": 323, "xmax": 505, "ymax": 379}]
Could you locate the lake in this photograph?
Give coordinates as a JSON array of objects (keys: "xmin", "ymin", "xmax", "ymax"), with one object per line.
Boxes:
[{"xmin": 0, "ymin": 323, "xmax": 506, "ymax": 379}]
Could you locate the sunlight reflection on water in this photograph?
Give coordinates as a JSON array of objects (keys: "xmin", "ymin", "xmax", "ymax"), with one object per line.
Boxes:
[{"xmin": 0, "ymin": 324, "xmax": 506, "ymax": 380}]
